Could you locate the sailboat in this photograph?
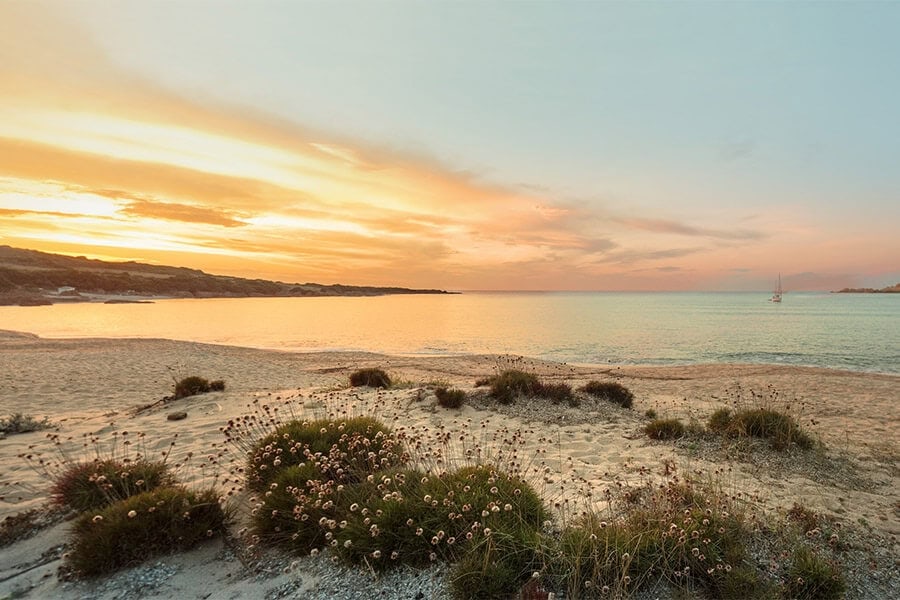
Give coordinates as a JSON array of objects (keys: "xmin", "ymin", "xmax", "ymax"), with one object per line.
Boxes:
[{"xmin": 770, "ymin": 274, "xmax": 783, "ymax": 303}]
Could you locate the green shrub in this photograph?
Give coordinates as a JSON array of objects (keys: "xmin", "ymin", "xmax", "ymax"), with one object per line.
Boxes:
[
  {"xmin": 540, "ymin": 382, "xmax": 578, "ymax": 407},
  {"xmin": 550, "ymin": 480, "xmax": 758, "ymax": 599},
  {"xmin": 450, "ymin": 530, "xmax": 543, "ymax": 600},
  {"xmin": 783, "ymin": 545, "xmax": 845, "ymax": 600},
  {"xmin": 251, "ymin": 462, "xmax": 330, "ymax": 552},
  {"xmin": 420, "ymin": 465, "xmax": 549, "ymax": 533},
  {"xmin": 554, "ymin": 515, "xmax": 647, "ymax": 595},
  {"xmin": 708, "ymin": 408, "xmax": 733, "ymax": 432},
  {"xmin": 581, "ymin": 381, "xmax": 634, "ymax": 409},
  {"xmin": 51, "ymin": 459, "xmax": 174, "ymax": 512},
  {"xmin": 330, "ymin": 468, "xmax": 434, "ymax": 568},
  {"xmin": 246, "ymin": 416, "xmax": 402, "ymax": 490},
  {"xmin": 644, "ymin": 418, "xmax": 685, "ymax": 440},
  {"xmin": 349, "ymin": 368, "xmax": 391, "ymax": 388},
  {"xmin": 332, "ymin": 465, "xmax": 549, "ymax": 571},
  {"xmin": 68, "ymin": 486, "xmax": 226, "ymax": 576},
  {"xmin": 209, "ymin": 380, "xmax": 226, "ymax": 392},
  {"xmin": 728, "ymin": 408, "xmax": 813, "ymax": 450},
  {"xmin": 173, "ymin": 376, "xmax": 211, "ymax": 399},
  {"xmin": 0, "ymin": 413, "xmax": 52, "ymax": 434},
  {"xmin": 435, "ymin": 386, "xmax": 467, "ymax": 409},
  {"xmin": 489, "ymin": 370, "xmax": 541, "ymax": 405},
  {"xmin": 717, "ymin": 564, "xmax": 772, "ymax": 599},
  {"xmin": 644, "ymin": 408, "xmax": 657, "ymax": 419}
]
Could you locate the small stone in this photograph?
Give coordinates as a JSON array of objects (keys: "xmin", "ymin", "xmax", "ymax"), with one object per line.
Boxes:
[{"xmin": 167, "ymin": 411, "xmax": 188, "ymax": 421}]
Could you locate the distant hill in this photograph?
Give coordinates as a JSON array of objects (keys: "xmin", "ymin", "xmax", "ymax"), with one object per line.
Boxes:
[
  {"xmin": 0, "ymin": 246, "xmax": 452, "ymax": 305},
  {"xmin": 833, "ymin": 283, "xmax": 900, "ymax": 294}
]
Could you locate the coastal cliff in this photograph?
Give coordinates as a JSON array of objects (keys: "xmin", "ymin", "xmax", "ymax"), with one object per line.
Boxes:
[{"xmin": 0, "ymin": 246, "xmax": 452, "ymax": 305}]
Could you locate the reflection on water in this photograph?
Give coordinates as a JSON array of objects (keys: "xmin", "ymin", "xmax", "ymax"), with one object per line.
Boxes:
[{"xmin": 1, "ymin": 292, "xmax": 898, "ymax": 373}]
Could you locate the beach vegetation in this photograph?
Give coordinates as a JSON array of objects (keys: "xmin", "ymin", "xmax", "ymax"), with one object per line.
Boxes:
[
  {"xmin": 644, "ymin": 418, "xmax": 685, "ymax": 440},
  {"xmin": 0, "ymin": 413, "xmax": 53, "ymax": 435},
  {"xmin": 67, "ymin": 485, "xmax": 226, "ymax": 576},
  {"xmin": 449, "ymin": 527, "xmax": 544, "ymax": 600},
  {"xmin": 434, "ymin": 386, "xmax": 467, "ymax": 409},
  {"xmin": 540, "ymin": 382, "xmax": 578, "ymax": 407},
  {"xmin": 349, "ymin": 367, "xmax": 392, "ymax": 388},
  {"xmin": 222, "ymin": 390, "xmax": 856, "ymax": 600},
  {"xmin": 173, "ymin": 375, "xmax": 217, "ymax": 399},
  {"xmin": 708, "ymin": 407, "xmax": 813, "ymax": 450},
  {"xmin": 580, "ymin": 380, "xmax": 634, "ymax": 409},
  {"xmin": 708, "ymin": 407, "xmax": 733, "ymax": 432},
  {"xmin": 245, "ymin": 416, "xmax": 403, "ymax": 491},
  {"xmin": 547, "ymin": 478, "xmax": 764, "ymax": 599},
  {"xmin": 241, "ymin": 411, "xmax": 552, "ymax": 598},
  {"xmin": 644, "ymin": 408, "xmax": 657, "ymax": 419},
  {"xmin": 474, "ymin": 375, "xmax": 495, "ymax": 387},
  {"xmin": 486, "ymin": 369, "xmax": 577, "ymax": 407},
  {"xmin": 786, "ymin": 502, "xmax": 820, "ymax": 533},
  {"xmin": 209, "ymin": 379, "xmax": 226, "ymax": 391},
  {"xmin": 51, "ymin": 458, "xmax": 175, "ymax": 512},
  {"xmin": 489, "ymin": 369, "xmax": 542, "ymax": 404},
  {"xmin": 783, "ymin": 545, "xmax": 845, "ymax": 600}
]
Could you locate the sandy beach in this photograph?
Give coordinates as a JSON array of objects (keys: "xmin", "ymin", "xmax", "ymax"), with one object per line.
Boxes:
[{"xmin": 1, "ymin": 330, "xmax": 897, "ymax": 599}]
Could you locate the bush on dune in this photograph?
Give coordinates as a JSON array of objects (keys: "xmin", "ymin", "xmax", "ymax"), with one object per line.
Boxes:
[
  {"xmin": 580, "ymin": 380, "xmax": 634, "ymax": 409},
  {"xmin": 0, "ymin": 413, "xmax": 53, "ymax": 434},
  {"xmin": 488, "ymin": 370, "xmax": 542, "ymax": 404},
  {"xmin": 349, "ymin": 368, "xmax": 391, "ymax": 388},
  {"xmin": 245, "ymin": 416, "xmax": 403, "ymax": 491},
  {"xmin": 644, "ymin": 418, "xmax": 685, "ymax": 440},
  {"xmin": 173, "ymin": 375, "xmax": 225, "ymax": 399},
  {"xmin": 435, "ymin": 386, "xmax": 467, "ymax": 409},
  {"xmin": 707, "ymin": 407, "xmax": 814, "ymax": 450},
  {"xmin": 51, "ymin": 458, "xmax": 174, "ymax": 513},
  {"xmin": 67, "ymin": 486, "xmax": 226, "ymax": 576},
  {"xmin": 244, "ymin": 414, "xmax": 552, "ymax": 599}
]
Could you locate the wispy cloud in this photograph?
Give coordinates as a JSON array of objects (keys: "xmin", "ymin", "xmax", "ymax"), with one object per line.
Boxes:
[
  {"xmin": 0, "ymin": 3, "xmax": 786, "ymax": 290},
  {"xmin": 611, "ymin": 217, "xmax": 765, "ymax": 241},
  {"xmin": 120, "ymin": 199, "xmax": 247, "ymax": 228}
]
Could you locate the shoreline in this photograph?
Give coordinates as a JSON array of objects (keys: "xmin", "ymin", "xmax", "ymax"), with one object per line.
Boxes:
[
  {"xmin": 2, "ymin": 328, "xmax": 898, "ymax": 378},
  {"xmin": 1, "ymin": 331, "xmax": 897, "ymax": 598}
]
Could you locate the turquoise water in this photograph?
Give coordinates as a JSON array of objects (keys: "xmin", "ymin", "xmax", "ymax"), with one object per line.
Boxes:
[{"xmin": 1, "ymin": 292, "xmax": 898, "ymax": 374}]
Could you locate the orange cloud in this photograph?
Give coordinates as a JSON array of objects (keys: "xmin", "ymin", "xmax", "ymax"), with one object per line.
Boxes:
[
  {"xmin": 2, "ymin": 2, "xmax": 848, "ymax": 291},
  {"xmin": 119, "ymin": 200, "xmax": 247, "ymax": 228}
]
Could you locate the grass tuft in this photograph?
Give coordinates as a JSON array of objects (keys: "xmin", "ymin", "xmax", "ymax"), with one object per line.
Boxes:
[
  {"xmin": 246, "ymin": 416, "xmax": 402, "ymax": 491},
  {"xmin": 709, "ymin": 407, "xmax": 814, "ymax": 450},
  {"xmin": 783, "ymin": 545, "xmax": 846, "ymax": 600},
  {"xmin": 67, "ymin": 486, "xmax": 226, "ymax": 576},
  {"xmin": 549, "ymin": 479, "xmax": 761, "ymax": 599},
  {"xmin": 349, "ymin": 368, "xmax": 392, "ymax": 388},
  {"xmin": 0, "ymin": 413, "xmax": 53, "ymax": 435},
  {"xmin": 581, "ymin": 381, "xmax": 634, "ymax": 409},
  {"xmin": 51, "ymin": 459, "xmax": 174, "ymax": 513},
  {"xmin": 644, "ymin": 418, "xmax": 685, "ymax": 440},
  {"xmin": 489, "ymin": 370, "xmax": 541, "ymax": 404},
  {"xmin": 435, "ymin": 386, "xmax": 467, "ymax": 409},
  {"xmin": 173, "ymin": 375, "xmax": 219, "ymax": 399},
  {"xmin": 541, "ymin": 382, "xmax": 578, "ymax": 407}
]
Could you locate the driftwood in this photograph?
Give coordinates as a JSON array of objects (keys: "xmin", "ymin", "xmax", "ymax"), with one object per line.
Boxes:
[{"xmin": 132, "ymin": 395, "xmax": 175, "ymax": 415}]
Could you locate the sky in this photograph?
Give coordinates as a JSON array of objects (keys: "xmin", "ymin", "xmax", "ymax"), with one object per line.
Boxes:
[{"xmin": 1, "ymin": 1, "xmax": 898, "ymax": 291}]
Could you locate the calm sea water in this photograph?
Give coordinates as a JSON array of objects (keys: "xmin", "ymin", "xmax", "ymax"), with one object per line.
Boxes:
[{"xmin": 1, "ymin": 292, "xmax": 898, "ymax": 374}]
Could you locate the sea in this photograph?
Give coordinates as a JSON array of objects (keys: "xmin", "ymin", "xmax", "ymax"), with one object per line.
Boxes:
[{"xmin": 1, "ymin": 292, "xmax": 898, "ymax": 374}]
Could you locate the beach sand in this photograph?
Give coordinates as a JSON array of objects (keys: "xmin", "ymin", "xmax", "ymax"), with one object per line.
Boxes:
[{"xmin": 1, "ymin": 330, "xmax": 897, "ymax": 598}]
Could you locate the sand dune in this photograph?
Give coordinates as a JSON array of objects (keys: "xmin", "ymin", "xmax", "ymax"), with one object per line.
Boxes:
[{"xmin": 1, "ymin": 331, "xmax": 897, "ymax": 598}]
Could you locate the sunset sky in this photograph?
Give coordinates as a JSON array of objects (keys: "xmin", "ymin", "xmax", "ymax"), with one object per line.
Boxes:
[{"xmin": 1, "ymin": 1, "xmax": 898, "ymax": 291}]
